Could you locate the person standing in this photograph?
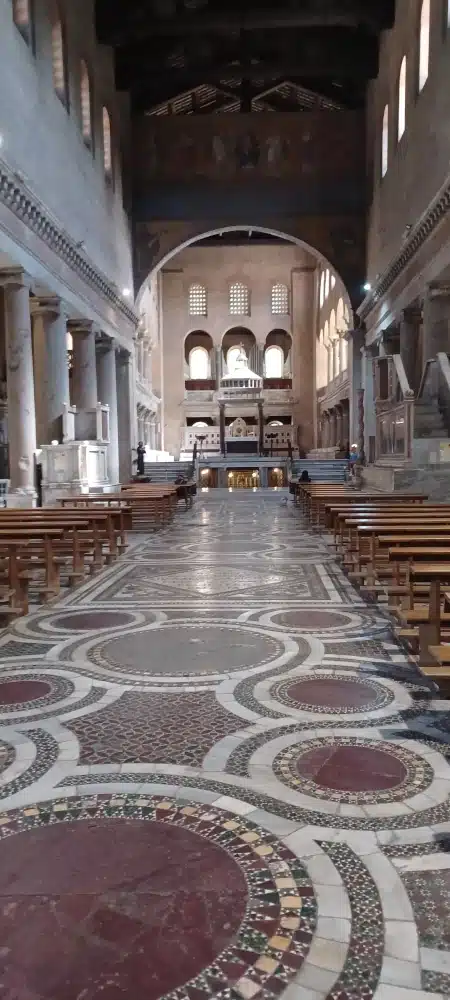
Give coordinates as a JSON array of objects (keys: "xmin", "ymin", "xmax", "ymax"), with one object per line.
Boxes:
[{"xmin": 133, "ymin": 441, "xmax": 146, "ymax": 476}]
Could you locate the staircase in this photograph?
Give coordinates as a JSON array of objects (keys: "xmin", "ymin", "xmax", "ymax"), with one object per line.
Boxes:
[
  {"xmin": 143, "ymin": 461, "xmax": 192, "ymax": 483},
  {"xmin": 414, "ymin": 400, "xmax": 448, "ymax": 438},
  {"xmin": 291, "ymin": 459, "xmax": 348, "ymax": 483}
]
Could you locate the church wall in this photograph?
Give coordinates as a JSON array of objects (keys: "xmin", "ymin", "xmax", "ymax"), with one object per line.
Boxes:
[
  {"xmin": 132, "ymin": 111, "xmax": 367, "ymax": 306},
  {"xmin": 0, "ymin": 0, "xmax": 133, "ymax": 293},
  {"xmin": 160, "ymin": 244, "xmax": 317, "ymax": 457},
  {"xmin": 366, "ymin": 0, "xmax": 450, "ymax": 286}
]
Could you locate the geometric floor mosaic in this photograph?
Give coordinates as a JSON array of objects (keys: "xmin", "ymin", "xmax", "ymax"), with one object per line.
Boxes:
[{"xmin": 0, "ymin": 488, "xmax": 450, "ymax": 999}]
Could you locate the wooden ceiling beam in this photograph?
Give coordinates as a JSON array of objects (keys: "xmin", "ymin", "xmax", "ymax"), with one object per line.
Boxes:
[{"xmin": 97, "ymin": 0, "xmax": 395, "ymax": 46}]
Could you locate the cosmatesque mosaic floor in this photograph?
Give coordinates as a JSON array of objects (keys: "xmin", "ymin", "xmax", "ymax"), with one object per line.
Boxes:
[{"xmin": 1, "ymin": 489, "xmax": 450, "ymax": 999}]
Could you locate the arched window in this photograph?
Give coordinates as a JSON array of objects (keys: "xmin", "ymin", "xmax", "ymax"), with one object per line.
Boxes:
[
  {"xmin": 336, "ymin": 298, "xmax": 345, "ymax": 332},
  {"xmin": 381, "ymin": 104, "xmax": 389, "ymax": 177},
  {"xmin": 324, "ymin": 270, "xmax": 330, "ymax": 300},
  {"xmin": 52, "ymin": 12, "xmax": 68, "ymax": 106},
  {"xmin": 189, "ymin": 347, "xmax": 209, "ymax": 380},
  {"xmin": 398, "ymin": 57, "xmax": 407, "ymax": 140},
  {"xmin": 319, "ymin": 271, "xmax": 325, "ymax": 307},
  {"xmin": 226, "ymin": 346, "xmax": 241, "ymax": 374},
  {"xmin": 271, "ymin": 283, "xmax": 289, "ymax": 315},
  {"xmin": 102, "ymin": 107, "xmax": 113, "ymax": 182},
  {"xmin": 192, "ymin": 421, "xmax": 208, "ymax": 428},
  {"xmin": 331, "ymin": 274, "xmax": 336, "ymax": 290},
  {"xmin": 268, "ymin": 420, "xmax": 283, "ymax": 427},
  {"xmin": 447, "ymin": 0, "xmax": 450, "ymax": 29},
  {"xmin": 229, "ymin": 282, "xmax": 250, "ymax": 316},
  {"xmin": 188, "ymin": 283, "xmax": 207, "ymax": 317},
  {"xmin": 265, "ymin": 345, "xmax": 284, "ymax": 379},
  {"xmin": 419, "ymin": 0, "xmax": 430, "ymax": 91},
  {"xmin": 80, "ymin": 61, "xmax": 92, "ymax": 147},
  {"xmin": 13, "ymin": 0, "xmax": 33, "ymax": 44},
  {"xmin": 341, "ymin": 335, "xmax": 348, "ymax": 372}
]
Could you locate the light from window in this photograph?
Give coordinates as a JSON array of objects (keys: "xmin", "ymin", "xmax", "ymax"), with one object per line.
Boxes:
[
  {"xmin": 271, "ymin": 283, "xmax": 289, "ymax": 315},
  {"xmin": 52, "ymin": 16, "xmax": 67, "ymax": 105},
  {"xmin": 398, "ymin": 57, "xmax": 407, "ymax": 140},
  {"xmin": 448, "ymin": 0, "xmax": 450, "ymax": 28},
  {"xmin": 189, "ymin": 347, "xmax": 209, "ymax": 380},
  {"xmin": 227, "ymin": 346, "xmax": 241, "ymax": 373},
  {"xmin": 229, "ymin": 282, "xmax": 250, "ymax": 315},
  {"xmin": 13, "ymin": 0, "xmax": 32, "ymax": 42},
  {"xmin": 419, "ymin": 0, "xmax": 430, "ymax": 91},
  {"xmin": 188, "ymin": 283, "xmax": 207, "ymax": 317},
  {"xmin": 324, "ymin": 319, "xmax": 329, "ymax": 345},
  {"xmin": 265, "ymin": 345, "xmax": 284, "ymax": 378},
  {"xmin": 331, "ymin": 274, "xmax": 336, "ymax": 290},
  {"xmin": 319, "ymin": 271, "xmax": 325, "ymax": 307},
  {"xmin": 381, "ymin": 104, "xmax": 389, "ymax": 177},
  {"xmin": 324, "ymin": 270, "xmax": 330, "ymax": 300},
  {"xmin": 80, "ymin": 61, "xmax": 92, "ymax": 146},
  {"xmin": 102, "ymin": 107, "xmax": 113, "ymax": 181}
]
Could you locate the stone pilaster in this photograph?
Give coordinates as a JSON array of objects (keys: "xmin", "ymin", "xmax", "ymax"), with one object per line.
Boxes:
[{"xmin": 400, "ymin": 306, "xmax": 422, "ymax": 393}]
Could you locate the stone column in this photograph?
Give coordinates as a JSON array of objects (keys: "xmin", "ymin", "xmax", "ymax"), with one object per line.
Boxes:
[
  {"xmin": 32, "ymin": 297, "xmax": 70, "ymax": 445},
  {"xmin": 70, "ymin": 321, "xmax": 98, "ymax": 409},
  {"xmin": 330, "ymin": 408, "xmax": 337, "ymax": 448},
  {"xmin": 349, "ymin": 328, "xmax": 364, "ymax": 445},
  {"xmin": 336, "ymin": 404, "xmax": 343, "ymax": 448},
  {"xmin": 219, "ymin": 402, "xmax": 226, "ymax": 456},
  {"xmin": 361, "ymin": 347, "xmax": 376, "ymax": 463},
  {"xmin": 257, "ymin": 344, "xmax": 265, "ymax": 378},
  {"xmin": 215, "ymin": 346, "xmax": 222, "ymax": 389},
  {"xmin": 97, "ymin": 338, "xmax": 119, "ymax": 486},
  {"xmin": 116, "ymin": 351, "xmax": 134, "ymax": 483},
  {"xmin": 422, "ymin": 285, "xmax": 450, "ymax": 361},
  {"xmin": 291, "ymin": 267, "xmax": 316, "ymax": 452},
  {"xmin": 3, "ymin": 271, "xmax": 36, "ymax": 495},
  {"xmin": 400, "ymin": 306, "xmax": 421, "ymax": 393},
  {"xmin": 257, "ymin": 400, "xmax": 264, "ymax": 455}
]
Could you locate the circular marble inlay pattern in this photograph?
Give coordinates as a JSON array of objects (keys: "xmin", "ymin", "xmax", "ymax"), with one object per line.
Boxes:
[
  {"xmin": 274, "ymin": 737, "xmax": 435, "ymax": 804},
  {"xmin": 90, "ymin": 623, "xmax": 285, "ymax": 677},
  {"xmin": 270, "ymin": 609, "xmax": 353, "ymax": 631},
  {"xmin": 53, "ymin": 610, "xmax": 136, "ymax": 631},
  {"xmin": 0, "ymin": 673, "xmax": 74, "ymax": 714},
  {"xmin": 272, "ymin": 674, "xmax": 394, "ymax": 715},
  {"xmin": 0, "ymin": 678, "xmax": 52, "ymax": 706},
  {"xmin": 0, "ymin": 739, "xmax": 15, "ymax": 777},
  {"xmin": 0, "ymin": 795, "xmax": 316, "ymax": 1000}
]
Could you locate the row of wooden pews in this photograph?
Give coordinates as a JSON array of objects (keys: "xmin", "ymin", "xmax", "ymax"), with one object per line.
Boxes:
[
  {"xmin": 0, "ymin": 480, "xmax": 194, "ymax": 626},
  {"xmin": 61, "ymin": 484, "xmax": 180, "ymax": 531},
  {"xmin": 0, "ymin": 503, "xmax": 131, "ymax": 624},
  {"xmin": 299, "ymin": 482, "xmax": 450, "ymax": 687}
]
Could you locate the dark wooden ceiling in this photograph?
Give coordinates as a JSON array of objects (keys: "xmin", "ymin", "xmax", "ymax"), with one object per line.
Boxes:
[{"xmin": 96, "ymin": 0, "xmax": 396, "ymax": 113}]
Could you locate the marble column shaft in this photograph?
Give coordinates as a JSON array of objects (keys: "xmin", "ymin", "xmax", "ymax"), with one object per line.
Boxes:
[
  {"xmin": 4, "ymin": 274, "xmax": 36, "ymax": 492},
  {"xmin": 32, "ymin": 298, "xmax": 69, "ymax": 445},
  {"xmin": 71, "ymin": 323, "xmax": 98, "ymax": 410},
  {"xmin": 97, "ymin": 341, "xmax": 119, "ymax": 486}
]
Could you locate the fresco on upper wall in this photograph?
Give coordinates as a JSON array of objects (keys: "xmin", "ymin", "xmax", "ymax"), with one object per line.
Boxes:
[{"xmin": 133, "ymin": 112, "xmax": 364, "ymax": 185}]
